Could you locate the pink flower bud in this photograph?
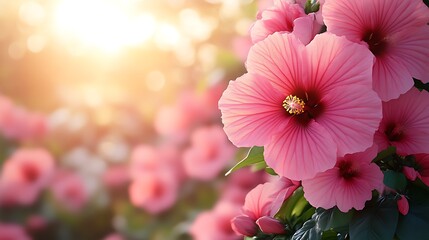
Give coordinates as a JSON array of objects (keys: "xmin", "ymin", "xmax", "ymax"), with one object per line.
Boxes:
[
  {"xmin": 402, "ymin": 166, "xmax": 418, "ymax": 181},
  {"xmin": 256, "ymin": 216, "xmax": 286, "ymax": 234},
  {"xmin": 397, "ymin": 195, "xmax": 409, "ymax": 216},
  {"xmin": 231, "ymin": 215, "xmax": 257, "ymax": 237}
]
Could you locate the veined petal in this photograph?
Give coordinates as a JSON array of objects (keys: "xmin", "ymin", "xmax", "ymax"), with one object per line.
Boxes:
[
  {"xmin": 246, "ymin": 32, "xmax": 306, "ymax": 94},
  {"xmin": 265, "ymin": 120, "xmax": 337, "ymax": 180},
  {"xmin": 306, "ymin": 33, "xmax": 374, "ymax": 93},
  {"xmin": 219, "ymin": 73, "xmax": 288, "ymax": 147},
  {"xmin": 317, "ymin": 86, "xmax": 382, "ymax": 156}
]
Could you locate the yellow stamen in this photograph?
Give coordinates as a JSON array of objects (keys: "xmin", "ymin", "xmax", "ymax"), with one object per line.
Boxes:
[{"xmin": 283, "ymin": 95, "xmax": 305, "ymax": 115}]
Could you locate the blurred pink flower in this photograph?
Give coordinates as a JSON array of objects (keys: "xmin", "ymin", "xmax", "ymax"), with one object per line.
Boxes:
[
  {"xmin": 129, "ymin": 173, "xmax": 178, "ymax": 214},
  {"xmin": 190, "ymin": 201, "xmax": 241, "ymax": 240},
  {"xmin": 323, "ymin": 0, "xmax": 429, "ymax": 101},
  {"xmin": 0, "ymin": 96, "xmax": 47, "ymax": 141},
  {"xmin": 25, "ymin": 215, "xmax": 47, "ymax": 232},
  {"xmin": 0, "ymin": 223, "xmax": 31, "ymax": 240},
  {"xmin": 302, "ymin": 145, "xmax": 384, "ymax": 212},
  {"xmin": 50, "ymin": 171, "xmax": 89, "ymax": 212},
  {"xmin": 183, "ymin": 125, "xmax": 235, "ymax": 180},
  {"xmin": 232, "ymin": 36, "xmax": 252, "ymax": 62},
  {"xmin": 129, "ymin": 144, "xmax": 181, "ymax": 182},
  {"xmin": 375, "ymin": 88, "xmax": 429, "ymax": 155},
  {"xmin": 220, "ymin": 168, "xmax": 267, "ymax": 205},
  {"xmin": 103, "ymin": 233, "xmax": 124, "ymax": 240},
  {"xmin": 0, "ymin": 149, "xmax": 54, "ymax": 206},
  {"xmin": 102, "ymin": 165, "xmax": 130, "ymax": 188},
  {"xmin": 251, "ymin": 0, "xmax": 321, "ymax": 45},
  {"xmin": 219, "ymin": 32, "xmax": 381, "ymax": 180}
]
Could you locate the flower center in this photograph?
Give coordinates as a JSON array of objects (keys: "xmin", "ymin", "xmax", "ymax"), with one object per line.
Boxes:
[
  {"xmin": 362, "ymin": 30, "xmax": 388, "ymax": 57},
  {"xmin": 338, "ymin": 160, "xmax": 359, "ymax": 180},
  {"xmin": 283, "ymin": 95, "xmax": 305, "ymax": 115}
]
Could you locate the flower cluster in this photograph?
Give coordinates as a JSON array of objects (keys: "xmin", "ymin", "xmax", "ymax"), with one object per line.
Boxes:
[{"xmin": 220, "ymin": 0, "xmax": 429, "ymax": 239}]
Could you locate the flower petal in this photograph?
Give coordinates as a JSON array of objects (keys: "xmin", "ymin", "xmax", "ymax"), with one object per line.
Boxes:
[
  {"xmin": 218, "ymin": 73, "xmax": 288, "ymax": 147},
  {"xmin": 265, "ymin": 120, "xmax": 337, "ymax": 180}
]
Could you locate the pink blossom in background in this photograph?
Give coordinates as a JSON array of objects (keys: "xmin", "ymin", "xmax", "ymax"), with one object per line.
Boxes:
[
  {"xmin": 183, "ymin": 125, "xmax": 235, "ymax": 180},
  {"xmin": 25, "ymin": 215, "xmax": 47, "ymax": 232},
  {"xmin": 0, "ymin": 149, "xmax": 54, "ymax": 206},
  {"xmin": 102, "ymin": 165, "xmax": 130, "ymax": 188},
  {"xmin": 251, "ymin": 0, "xmax": 322, "ymax": 45},
  {"xmin": 0, "ymin": 223, "xmax": 31, "ymax": 240},
  {"xmin": 232, "ymin": 36, "xmax": 252, "ymax": 62},
  {"xmin": 323, "ymin": 0, "xmax": 429, "ymax": 101},
  {"xmin": 374, "ymin": 88, "xmax": 429, "ymax": 156},
  {"xmin": 103, "ymin": 233, "xmax": 124, "ymax": 240},
  {"xmin": 154, "ymin": 105, "xmax": 191, "ymax": 143},
  {"xmin": 128, "ymin": 144, "xmax": 181, "ymax": 182},
  {"xmin": 190, "ymin": 201, "xmax": 241, "ymax": 240},
  {"xmin": 50, "ymin": 171, "xmax": 89, "ymax": 212},
  {"xmin": 219, "ymin": 32, "xmax": 381, "ymax": 180},
  {"xmin": 302, "ymin": 145, "xmax": 384, "ymax": 212},
  {"xmin": 220, "ymin": 168, "xmax": 267, "ymax": 205},
  {"xmin": 129, "ymin": 173, "xmax": 178, "ymax": 214},
  {"xmin": 0, "ymin": 95, "xmax": 47, "ymax": 141}
]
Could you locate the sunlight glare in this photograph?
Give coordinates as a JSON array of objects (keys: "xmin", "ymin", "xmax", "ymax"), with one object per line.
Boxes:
[{"xmin": 53, "ymin": 0, "xmax": 157, "ymax": 53}]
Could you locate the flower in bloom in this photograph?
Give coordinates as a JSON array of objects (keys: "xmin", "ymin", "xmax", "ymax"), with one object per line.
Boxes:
[
  {"xmin": 219, "ymin": 32, "xmax": 381, "ymax": 180},
  {"xmin": 190, "ymin": 201, "xmax": 241, "ymax": 240},
  {"xmin": 323, "ymin": 0, "xmax": 429, "ymax": 101},
  {"xmin": 302, "ymin": 145, "xmax": 384, "ymax": 212},
  {"xmin": 231, "ymin": 177, "xmax": 299, "ymax": 236},
  {"xmin": 129, "ymin": 173, "xmax": 178, "ymax": 214},
  {"xmin": 0, "ymin": 223, "xmax": 31, "ymax": 240},
  {"xmin": 374, "ymin": 88, "xmax": 429, "ymax": 156},
  {"xmin": 50, "ymin": 171, "xmax": 90, "ymax": 212},
  {"xmin": 0, "ymin": 149, "xmax": 54, "ymax": 206},
  {"xmin": 251, "ymin": 0, "xmax": 322, "ymax": 45},
  {"xmin": 183, "ymin": 125, "xmax": 236, "ymax": 180}
]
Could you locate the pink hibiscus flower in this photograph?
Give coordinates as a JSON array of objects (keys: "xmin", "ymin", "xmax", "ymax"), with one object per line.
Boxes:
[
  {"xmin": 323, "ymin": 0, "xmax": 429, "ymax": 101},
  {"xmin": 129, "ymin": 173, "xmax": 178, "ymax": 214},
  {"xmin": 251, "ymin": 0, "xmax": 323, "ymax": 45},
  {"xmin": 0, "ymin": 223, "xmax": 31, "ymax": 240},
  {"xmin": 189, "ymin": 201, "xmax": 241, "ymax": 240},
  {"xmin": 182, "ymin": 125, "xmax": 236, "ymax": 180},
  {"xmin": 231, "ymin": 177, "xmax": 300, "ymax": 236},
  {"xmin": 302, "ymin": 145, "xmax": 384, "ymax": 212},
  {"xmin": 219, "ymin": 32, "xmax": 381, "ymax": 180},
  {"xmin": 374, "ymin": 88, "xmax": 429, "ymax": 155}
]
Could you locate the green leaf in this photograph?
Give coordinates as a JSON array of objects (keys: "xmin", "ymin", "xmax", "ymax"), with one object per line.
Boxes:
[
  {"xmin": 314, "ymin": 207, "xmax": 353, "ymax": 232},
  {"xmin": 396, "ymin": 184, "xmax": 429, "ymax": 240},
  {"xmin": 264, "ymin": 167, "xmax": 277, "ymax": 176},
  {"xmin": 373, "ymin": 146, "xmax": 396, "ymax": 163},
  {"xmin": 291, "ymin": 218, "xmax": 321, "ymax": 240},
  {"xmin": 225, "ymin": 147, "xmax": 264, "ymax": 176},
  {"xmin": 349, "ymin": 198, "xmax": 398, "ymax": 240},
  {"xmin": 276, "ymin": 188, "xmax": 305, "ymax": 222},
  {"xmin": 383, "ymin": 170, "xmax": 407, "ymax": 192}
]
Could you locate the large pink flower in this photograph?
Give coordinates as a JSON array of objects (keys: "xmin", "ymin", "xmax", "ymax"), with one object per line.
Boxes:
[
  {"xmin": 183, "ymin": 125, "xmax": 236, "ymax": 180},
  {"xmin": 219, "ymin": 32, "xmax": 381, "ymax": 180},
  {"xmin": 302, "ymin": 145, "xmax": 384, "ymax": 212},
  {"xmin": 374, "ymin": 88, "xmax": 429, "ymax": 155},
  {"xmin": 323, "ymin": 0, "xmax": 429, "ymax": 101}
]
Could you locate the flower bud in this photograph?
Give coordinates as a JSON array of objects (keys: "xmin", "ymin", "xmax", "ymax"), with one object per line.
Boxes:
[
  {"xmin": 231, "ymin": 215, "xmax": 257, "ymax": 237},
  {"xmin": 256, "ymin": 216, "xmax": 286, "ymax": 234}
]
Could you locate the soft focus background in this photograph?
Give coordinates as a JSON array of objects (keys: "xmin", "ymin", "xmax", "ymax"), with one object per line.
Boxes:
[{"xmin": 0, "ymin": 0, "xmax": 266, "ymax": 239}]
